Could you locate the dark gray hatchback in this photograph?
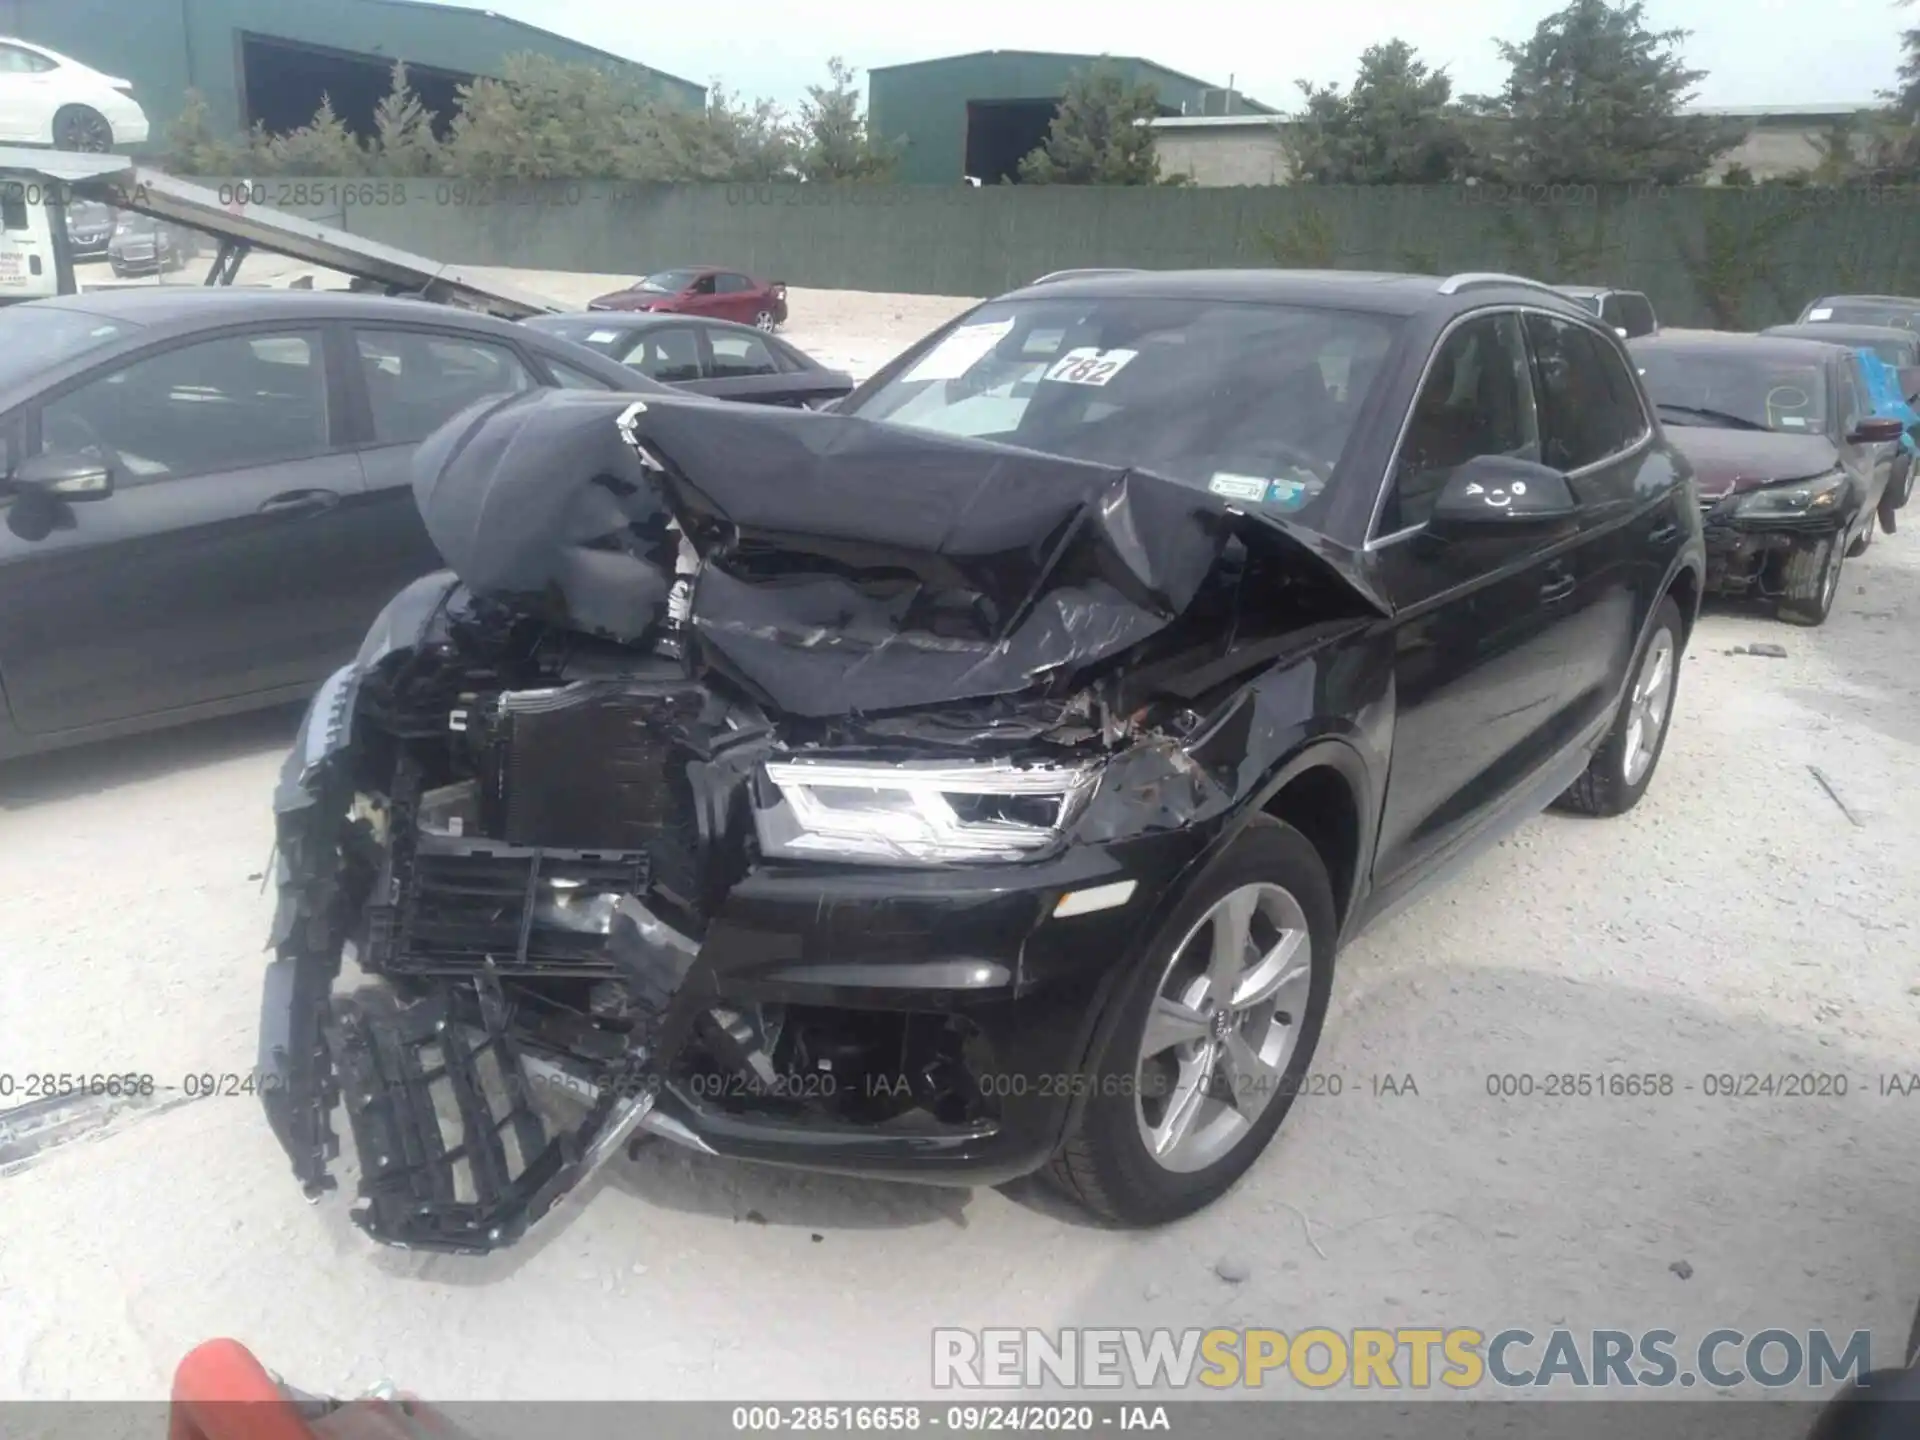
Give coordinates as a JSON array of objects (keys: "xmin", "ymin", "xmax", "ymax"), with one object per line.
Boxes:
[{"xmin": 0, "ymin": 288, "xmax": 657, "ymax": 760}]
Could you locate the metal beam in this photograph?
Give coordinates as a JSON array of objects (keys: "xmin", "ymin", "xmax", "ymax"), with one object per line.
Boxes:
[{"xmin": 0, "ymin": 147, "xmax": 562, "ymax": 319}]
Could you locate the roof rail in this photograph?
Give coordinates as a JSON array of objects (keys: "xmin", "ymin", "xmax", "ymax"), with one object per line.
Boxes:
[
  {"xmin": 1436, "ymin": 272, "xmax": 1567, "ymax": 298},
  {"xmin": 1029, "ymin": 267, "xmax": 1142, "ymax": 286}
]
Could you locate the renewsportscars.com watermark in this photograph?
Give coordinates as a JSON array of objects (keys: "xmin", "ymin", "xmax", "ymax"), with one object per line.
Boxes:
[{"xmin": 932, "ymin": 1327, "xmax": 1877, "ymax": 1392}]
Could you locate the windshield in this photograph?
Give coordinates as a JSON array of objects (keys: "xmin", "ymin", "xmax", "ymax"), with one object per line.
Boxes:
[
  {"xmin": 1635, "ymin": 349, "xmax": 1828, "ymax": 434},
  {"xmin": 1809, "ymin": 300, "xmax": 1920, "ymax": 330},
  {"xmin": 636, "ymin": 269, "xmax": 699, "ymax": 294},
  {"xmin": 843, "ymin": 296, "xmax": 1403, "ymax": 524},
  {"xmin": 0, "ymin": 307, "xmax": 135, "ymax": 391}
]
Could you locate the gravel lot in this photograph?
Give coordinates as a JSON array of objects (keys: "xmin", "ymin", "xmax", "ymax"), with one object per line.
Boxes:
[{"xmin": 2, "ymin": 280, "xmax": 1918, "ymax": 1403}]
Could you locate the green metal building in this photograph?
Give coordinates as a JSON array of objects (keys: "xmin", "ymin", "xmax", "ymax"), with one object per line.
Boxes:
[
  {"xmin": 0, "ymin": 0, "xmax": 703, "ymax": 149},
  {"xmin": 867, "ymin": 50, "xmax": 1275, "ymax": 185}
]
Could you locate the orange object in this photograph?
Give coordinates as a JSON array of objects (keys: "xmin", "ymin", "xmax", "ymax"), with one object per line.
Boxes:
[
  {"xmin": 168, "ymin": 1339, "xmax": 318, "ymax": 1440},
  {"xmin": 169, "ymin": 1340, "xmax": 479, "ymax": 1440}
]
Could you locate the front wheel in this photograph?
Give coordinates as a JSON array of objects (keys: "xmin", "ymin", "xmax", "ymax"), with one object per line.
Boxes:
[
  {"xmin": 1779, "ymin": 534, "xmax": 1843, "ymax": 626},
  {"xmin": 1045, "ymin": 817, "xmax": 1336, "ymax": 1226},
  {"xmin": 1554, "ymin": 595, "xmax": 1684, "ymax": 818},
  {"xmin": 1847, "ymin": 513, "xmax": 1877, "ymax": 558}
]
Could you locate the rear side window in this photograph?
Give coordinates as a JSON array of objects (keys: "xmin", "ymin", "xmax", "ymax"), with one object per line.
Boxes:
[
  {"xmin": 713, "ymin": 273, "xmax": 753, "ymax": 294},
  {"xmin": 1386, "ymin": 311, "xmax": 1540, "ymax": 533},
  {"xmin": 708, "ymin": 332, "xmax": 781, "ymax": 378},
  {"xmin": 1523, "ymin": 314, "xmax": 1648, "ymax": 470},
  {"xmin": 356, "ymin": 329, "xmax": 533, "ymax": 445}
]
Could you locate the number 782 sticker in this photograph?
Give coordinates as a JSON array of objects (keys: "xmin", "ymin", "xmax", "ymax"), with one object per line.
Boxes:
[{"xmin": 1042, "ymin": 347, "xmax": 1138, "ymax": 386}]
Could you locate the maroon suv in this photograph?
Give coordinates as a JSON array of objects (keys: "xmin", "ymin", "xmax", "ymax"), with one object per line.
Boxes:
[{"xmin": 587, "ymin": 266, "xmax": 789, "ymax": 331}]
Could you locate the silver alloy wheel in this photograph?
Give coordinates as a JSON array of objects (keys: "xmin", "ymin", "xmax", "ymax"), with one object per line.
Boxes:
[
  {"xmin": 1133, "ymin": 882, "xmax": 1312, "ymax": 1175},
  {"xmin": 754, "ymin": 310, "xmax": 777, "ymax": 331},
  {"xmin": 1622, "ymin": 626, "xmax": 1676, "ymax": 787}
]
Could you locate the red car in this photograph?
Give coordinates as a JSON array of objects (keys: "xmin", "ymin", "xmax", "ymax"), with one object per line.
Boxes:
[{"xmin": 586, "ymin": 266, "xmax": 789, "ymax": 331}]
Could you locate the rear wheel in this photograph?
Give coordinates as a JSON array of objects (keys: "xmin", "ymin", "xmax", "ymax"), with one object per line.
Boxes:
[
  {"xmin": 1779, "ymin": 535, "xmax": 1843, "ymax": 626},
  {"xmin": 52, "ymin": 105, "xmax": 112, "ymax": 153},
  {"xmin": 753, "ymin": 309, "xmax": 777, "ymax": 332},
  {"xmin": 1045, "ymin": 817, "xmax": 1336, "ymax": 1226},
  {"xmin": 1554, "ymin": 596, "xmax": 1683, "ymax": 818}
]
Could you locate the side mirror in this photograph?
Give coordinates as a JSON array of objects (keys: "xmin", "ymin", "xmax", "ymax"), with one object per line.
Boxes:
[
  {"xmin": 1615, "ymin": 326, "xmax": 1629, "ymax": 339},
  {"xmin": 1429, "ymin": 455, "xmax": 1577, "ymax": 531},
  {"xmin": 12, "ymin": 448, "xmax": 113, "ymax": 501},
  {"xmin": 1848, "ymin": 416, "xmax": 1905, "ymax": 445}
]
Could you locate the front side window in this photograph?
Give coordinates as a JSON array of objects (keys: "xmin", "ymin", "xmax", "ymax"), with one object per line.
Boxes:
[
  {"xmin": 40, "ymin": 329, "xmax": 328, "ymax": 480},
  {"xmin": 1383, "ymin": 311, "xmax": 1539, "ymax": 534},
  {"xmin": 1523, "ymin": 313, "xmax": 1648, "ymax": 470},
  {"xmin": 624, "ymin": 329, "xmax": 702, "ymax": 383},
  {"xmin": 708, "ymin": 332, "xmax": 780, "ymax": 378},
  {"xmin": 1636, "ymin": 348, "xmax": 1829, "ymax": 436},
  {"xmin": 356, "ymin": 329, "xmax": 533, "ymax": 446},
  {"xmin": 845, "ymin": 296, "xmax": 1402, "ymax": 527},
  {"xmin": 635, "ymin": 269, "xmax": 699, "ymax": 295}
]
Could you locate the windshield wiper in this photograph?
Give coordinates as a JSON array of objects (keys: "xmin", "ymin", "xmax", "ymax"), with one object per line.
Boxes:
[{"xmin": 1656, "ymin": 404, "xmax": 1768, "ymax": 431}]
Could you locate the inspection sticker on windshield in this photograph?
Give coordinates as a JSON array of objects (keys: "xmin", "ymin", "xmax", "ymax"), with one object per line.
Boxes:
[
  {"xmin": 1042, "ymin": 347, "xmax": 1138, "ymax": 386},
  {"xmin": 1208, "ymin": 473, "xmax": 1271, "ymax": 503},
  {"xmin": 587, "ymin": 329, "xmax": 621, "ymax": 344},
  {"xmin": 904, "ymin": 319, "xmax": 1016, "ymax": 382},
  {"xmin": 1266, "ymin": 478, "xmax": 1314, "ymax": 510},
  {"xmin": 1808, "ymin": 307, "xmax": 1834, "ymax": 320}
]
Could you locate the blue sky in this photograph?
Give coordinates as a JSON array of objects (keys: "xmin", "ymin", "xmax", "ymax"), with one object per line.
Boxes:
[{"xmin": 461, "ymin": 0, "xmax": 1909, "ymax": 112}]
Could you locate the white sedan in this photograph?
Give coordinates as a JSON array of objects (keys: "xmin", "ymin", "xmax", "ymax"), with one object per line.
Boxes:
[{"xmin": 0, "ymin": 37, "xmax": 148, "ymax": 151}]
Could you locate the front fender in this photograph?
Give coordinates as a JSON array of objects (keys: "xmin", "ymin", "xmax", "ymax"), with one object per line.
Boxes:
[{"xmin": 274, "ymin": 570, "xmax": 461, "ymax": 816}]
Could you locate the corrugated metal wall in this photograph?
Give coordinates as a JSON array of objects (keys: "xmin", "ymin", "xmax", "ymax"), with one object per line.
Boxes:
[
  {"xmin": 869, "ymin": 53, "xmax": 1219, "ymax": 184},
  {"xmin": 240, "ymin": 178, "xmax": 1920, "ymax": 327},
  {"xmin": 0, "ymin": 0, "xmax": 701, "ymax": 144}
]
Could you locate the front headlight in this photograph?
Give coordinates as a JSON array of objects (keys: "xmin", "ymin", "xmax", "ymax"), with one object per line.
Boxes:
[
  {"xmin": 1735, "ymin": 470, "xmax": 1849, "ymax": 518},
  {"xmin": 755, "ymin": 759, "xmax": 1099, "ymax": 865}
]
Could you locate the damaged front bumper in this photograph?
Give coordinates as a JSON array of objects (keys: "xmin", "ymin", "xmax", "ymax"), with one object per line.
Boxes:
[
  {"xmin": 259, "ymin": 662, "xmax": 1215, "ymax": 1254},
  {"xmin": 1699, "ymin": 501, "xmax": 1851, "ymax": 596}
]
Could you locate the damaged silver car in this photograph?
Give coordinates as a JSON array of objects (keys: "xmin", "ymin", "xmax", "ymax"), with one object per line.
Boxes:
[{"xmin": 260, "ymin": 271, "xmax": 1704, "ymax": 1251}]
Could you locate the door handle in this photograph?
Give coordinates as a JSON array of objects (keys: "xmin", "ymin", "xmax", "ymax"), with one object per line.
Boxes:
[
  {"xmin": 1648, "ymin": 523, "xmax": 1681, "ymax": 544},
  {"xmin": 258, "ymin": 488, "xmax": 339, "ymax": 517},
  {"xmin": 1540, "ymin": 569, "xmax": 1576, "ymax": 603}
]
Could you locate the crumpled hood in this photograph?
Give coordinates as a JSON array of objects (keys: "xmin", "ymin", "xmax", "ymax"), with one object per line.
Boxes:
[
  {"xmin": 411, "ymin": 389, "xmax": 1386, "ymax": 716},
  {"xmin": 1666, "ymin": 427, "xmax": 1839, "ymax": 499}
]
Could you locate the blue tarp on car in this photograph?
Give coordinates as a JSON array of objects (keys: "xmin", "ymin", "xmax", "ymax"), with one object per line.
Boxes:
[{"xmin": 1855, "ymin": 348, "xmax": 1920, "ymax": 457}]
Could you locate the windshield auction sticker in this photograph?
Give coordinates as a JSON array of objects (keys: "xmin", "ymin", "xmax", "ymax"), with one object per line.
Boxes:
[{"xmin": 1042, "ymin": 347, "xmax": 1138, "ymax": 386}]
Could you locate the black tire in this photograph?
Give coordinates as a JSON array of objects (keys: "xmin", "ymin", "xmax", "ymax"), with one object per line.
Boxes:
[
  {"xmin": 1890, "ymin": 454, "xmax": 1914, "ymax": 512},
  {"xmin": 1553, "ymin": 595, "xmax": 1684, "ymax": 819},
  {"xmin": 1779, "ymin": 534, "xmax": 1843, "ymax": 626},
  {"xmin": 52, "ymin": 105, "xmax": 112, "ymax": 153},
  {"xmin": 1045, "ymin": 816, "xmax": 1337, "ymax": 1226}
]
